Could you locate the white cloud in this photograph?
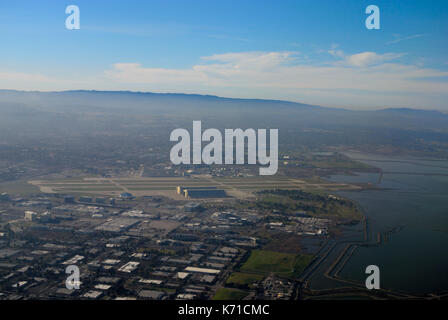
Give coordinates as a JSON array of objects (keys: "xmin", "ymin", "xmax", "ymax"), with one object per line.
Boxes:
[
  {"xmin": 329, "ymin": 49, "xmax": 404, "ymax": 67},
  {"xmin": 104, "ymin": 51, "xmax": 447, "ymax": 93},
  {"xmin": 343, "ymin": 52, "xmax": 404, "ymax": 67},
  {"xmin": 100, "ymin": 51, "xmax": 448, "ymax": 110},
  {"xmin": 0, "ymin": 71, "xmax": 52, "ymax": 83},
  {"xmin": 386, "ymin": 34, "xmax": 427, "ymax": 45},
  {"xmin": 328, "ymin": 49, "xmax": 345, "ymax": 58},
  {"xmin": 2, "ymin": 50, "xmax": 448, "ymax": 110}
]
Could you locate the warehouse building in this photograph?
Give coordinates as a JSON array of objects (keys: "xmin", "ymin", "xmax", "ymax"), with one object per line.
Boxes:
[
  {"xmin": 177, "ymin": 186, "xmax": 227, "ymax": 199},
  {"xmin": 184, "ymin": 266, "xmax": 221, "ymax": 275}
]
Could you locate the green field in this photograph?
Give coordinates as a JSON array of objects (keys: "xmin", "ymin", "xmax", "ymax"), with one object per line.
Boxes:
[
  {"xmin": 240, "ymin": 189, "xmax": 363, "ymax": 220},
  {"xmin": 240, "ymin": 250, "xmax": 313, "ymax": 279},
  {"xmin": 213, "ymin": 288, "xmax": 248, "ymax": 300},
  {"xmin": 226, "ymin": 272, "xmax": 264, "ymax": 287}
]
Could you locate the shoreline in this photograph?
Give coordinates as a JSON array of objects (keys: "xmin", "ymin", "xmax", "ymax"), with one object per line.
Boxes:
[{"xmin": 300, "ymin": 152, "xmax": 448, "ymax": 299}]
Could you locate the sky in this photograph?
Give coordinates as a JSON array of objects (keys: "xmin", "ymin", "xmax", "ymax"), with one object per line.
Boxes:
[{"xmin": 0, "ymin": 0, "xmax": 447, "ymax": 110}]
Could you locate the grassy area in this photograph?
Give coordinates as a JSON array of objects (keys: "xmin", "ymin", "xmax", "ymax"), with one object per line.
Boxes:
[
  {"xmin": 226, "ymin": 272, "xmax": 264, "ymax": 287},
  {"xmin": 0, "ymin": 180, "xmax": 40, "ymax": 195},
  {"xmin": 29, "ymin": 176, "xmax": 333, "ymax": 196},
  {"xmin": 213, "ymin": 288, "xmax": 248, "ymax": 300},
  {"xmin": 240, "ymin": 250, "xmax": 313, "ymax": 279},
  {"xmin": 59, "ymin": 187, "xmax": 122, "ymax": 191},
  {"xmin": 310, "ymin": 160, "xmax": 373, "ymax": 169},
  {"xmin": 252, "ymin": 189, "xmax": 363, "ymax": 220}
]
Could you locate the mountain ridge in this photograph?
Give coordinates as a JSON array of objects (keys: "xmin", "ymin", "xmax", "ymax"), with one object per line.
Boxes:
[{"xmin": 0, "ymin": 89, "xmax": 446, "ymax": 117}]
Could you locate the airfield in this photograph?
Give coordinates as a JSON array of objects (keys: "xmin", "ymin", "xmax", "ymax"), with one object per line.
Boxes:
[{"xmin": 29, "ymin": 175, "xmax": 361, "ymax": 200}]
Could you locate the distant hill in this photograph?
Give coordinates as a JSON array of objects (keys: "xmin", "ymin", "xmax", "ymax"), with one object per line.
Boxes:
[
  {"xmin": 1, "ymin": 89, "xmax": 448, "ymax": 157},
  {"xmin": 0, "ymin": 89, "xmax": 447, "ymax": 136}
]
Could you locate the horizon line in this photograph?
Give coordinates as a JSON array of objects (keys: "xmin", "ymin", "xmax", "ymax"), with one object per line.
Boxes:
[{"xmin": 0, "ymin": 88, "xmax": 445, "ymax": 114}]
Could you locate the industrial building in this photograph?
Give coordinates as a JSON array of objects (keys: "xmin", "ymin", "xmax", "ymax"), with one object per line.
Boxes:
[
  {"xmin": 176, "ymin": 186, "xmax": 227, "ymax": 199},
  {"xmin": 95, "ymin": 218, "xmax": 140, "ymax": 232},
  {"xmin": 177, "ymin": 186, "xmax": 217, "ymax": 194},
  {"xmin": 184, "ymin": 202, "xmax": 202, "ymax": 212},
  {"xmin": 120, "ymin": 192, "xmax": 134, "ymax": 200},
  {"xmin": 24, "ymin": 211, "xmax": 38, "ymax": 221},
  {"xmin": 64, "ymin": 196, "xmax": 75, "ymax": 204},
  {"xmin": 184, "ymin": 266, "xmax": 221, "ymax": 275},
  {"xmin": 0, "ymin": 193, "xmax": 10, "ymax": 201},
  {"xmin": 79, "ymin": 196, "xmax": 93, "ymax": 203}
]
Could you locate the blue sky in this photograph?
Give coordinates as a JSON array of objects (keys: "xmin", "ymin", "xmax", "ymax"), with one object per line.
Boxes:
[{"xmin": 0, "ymin": 0, "xmax": 447, "ymax": 110}]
